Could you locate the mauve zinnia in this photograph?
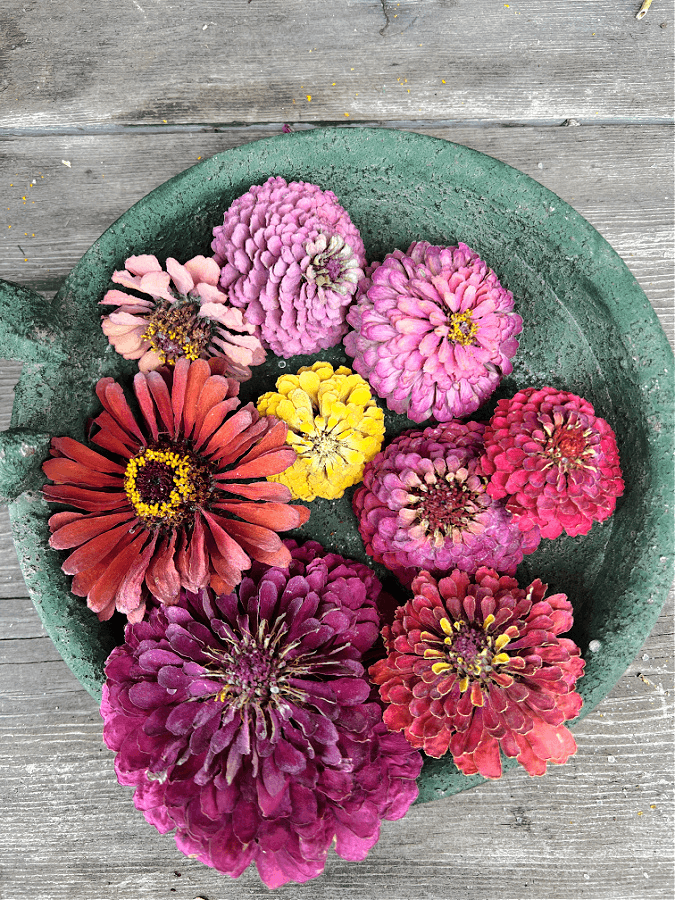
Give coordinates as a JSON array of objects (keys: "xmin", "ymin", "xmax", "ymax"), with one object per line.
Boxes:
[
  {"xmin": 370, "ymin": 567, "xmax": 585, "ymax": 778},
  {"xmin": 42, "ymin": 358, "xmax": 309, "ymax": 623},
  {"xmin": 211, "ymin": 176, "xmax": 366, "ymax": 358},
  {"xmin": 353, "ymin": 421, "xmax": 539, "ymax": 587},
  {"xmin": 101, "ymin": 541, "xmax": 422, "ymax": 888},
  {"xmin": 100, "ymin": 254, "xmax": 266, "ymax": 378},
  {"xmin": 481, "ymin": 386, "xmax": 624, "ymax": 540},
  {"xmin": 344, "ymin": 241, "xmax": 522, "ymax": 422}
]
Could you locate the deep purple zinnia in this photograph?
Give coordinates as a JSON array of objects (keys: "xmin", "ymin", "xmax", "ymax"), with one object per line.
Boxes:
[
  {"xmin": 344, "ymin": 241, "xmax": 522, "ymax": 421},
  {"xmin": 353, "ymin": 421, "xmax": 539, "ymax": 587},
  {"xmin": 212, "ymin": 176, "xmax": 366, "ymax": 358},
  {"xmin": 101, "ymin": 540, "xmax": 422, "ymax": 888}
]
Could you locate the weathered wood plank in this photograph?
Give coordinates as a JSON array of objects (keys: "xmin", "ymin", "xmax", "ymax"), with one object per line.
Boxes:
[{"xmin": 1, "ymin": 0, "xmax": 673, "ymax": 130}]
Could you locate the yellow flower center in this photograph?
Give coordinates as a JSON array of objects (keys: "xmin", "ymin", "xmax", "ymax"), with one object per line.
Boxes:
[
  {"xmin": 124, "ymin": 446, "xmax": 211, "ymax": 526},
  {"xmin": 447, "ymin": 309, "xmax": 478, "ymax": 345},
  {"xmin": 144, "ymin": 300, "xmax": 212, "ymax": 364},
  {"xmin": 423, "ymin": 616, "xmax": 518, "ymax": 698}
]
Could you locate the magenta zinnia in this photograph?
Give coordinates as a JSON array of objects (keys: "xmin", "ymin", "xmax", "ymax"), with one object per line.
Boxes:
[
  {"xmin": 101, "ymin": 541, "xmax": 422, "ymax": 888},
  {"xmin": 42, "ymin": 358, "xmax": 309, "ymax": 623},
  {"xmin": 370, "ymin": 567, "xmax": 584, "ymax": 778},
  {"xmin": 353, "ymin": 421, "xmax": 539, "ymax": 587},
  {"xmin": 481, "ymin": 386, "xmax": 624, "ymax": 540},
  {"xmin": 100, "ymin": 254, "xmax": 266, "ymax": 378},
  {"xmin": 344, "ymin": 241, "xmax": 522, "ymax": 422},
  {"xmin": 211, "ymin": 176, "xmax": 366, "ymax": 357}
]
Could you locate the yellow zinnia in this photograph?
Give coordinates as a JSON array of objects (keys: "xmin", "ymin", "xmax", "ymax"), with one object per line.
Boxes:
[{"xmin": 257, "ymin": 361, "xmax": 385, "ymax": 501}]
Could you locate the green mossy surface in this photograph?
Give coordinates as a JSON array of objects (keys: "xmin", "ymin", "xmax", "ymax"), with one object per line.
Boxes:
[{"xmin": 0, "ymin": 127, "xmax": 672, "ymax": 802}]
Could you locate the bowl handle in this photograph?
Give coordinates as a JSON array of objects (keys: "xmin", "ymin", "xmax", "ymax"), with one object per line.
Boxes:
[
  {"xmin": 0, "ymin": 427, "xmax": 52, "ymax": 503},
  {"xmin": 0, "ymin": 278, "xmax": 66, "ymax": 502},
  {"xmin": 0, "ymin": 277, "xmax": 68, "ymax": 364}
]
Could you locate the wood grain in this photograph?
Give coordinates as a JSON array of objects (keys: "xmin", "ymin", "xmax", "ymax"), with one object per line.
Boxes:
[{"xmin": 1, "ymin": 0, "xmax": 673, "ymax": 130}]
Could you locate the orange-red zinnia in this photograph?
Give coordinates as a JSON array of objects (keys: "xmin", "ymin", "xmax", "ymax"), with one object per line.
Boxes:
[{"xmin": 42, "ymin": 358, "xmax": 309, "ymax": 623}]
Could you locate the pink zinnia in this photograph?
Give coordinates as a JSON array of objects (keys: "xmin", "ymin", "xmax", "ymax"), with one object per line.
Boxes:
[
  {"xmin": 344, "ymin": 241, "xmax": 522, "ymax": 422},
  {"xmin": 353, "ymin": 421, "xmax": 539, "ymax": 587},
  {"xmin": 211, "ymin": 176, "xmax": 366, "ymax": 357},
  {"xmin": 370, "ymin": 567, "xmax": 585, "ymax": 778},
  {"xmin": 101, "ymin": 254, "xmax": 266, "ymax": 378},
  {"xmin": 481, "ymin": 386, "xmax": 624, "ymax": 540},
  {"xmin": 101, "ymin": 541, "xmax": 422, "ymax": 888},
  {"xmin": 42, "ymin": 358, "xmax": 309, "ymax": 622}
]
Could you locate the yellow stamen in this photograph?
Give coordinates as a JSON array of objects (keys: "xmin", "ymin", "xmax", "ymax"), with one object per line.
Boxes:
[
  {"xmin": 431, "ymin": 661, "xmax": 452, "ymax": 675},
  {"xmin": 439, "ymin": 617, "xmax": 454, "ymax": 636}
]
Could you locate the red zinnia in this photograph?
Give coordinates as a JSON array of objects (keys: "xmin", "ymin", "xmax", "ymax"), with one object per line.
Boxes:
[
  {"xmin": 481, "ymin": 386, "xmax": 624, "ymax": 540},
  {"xmin": 42, "ymin": 358, "xmax": 309, "ymax": 623},
  {"xmin": 370, "ymin": 568, "xmax": 585, "ymax": 779}
]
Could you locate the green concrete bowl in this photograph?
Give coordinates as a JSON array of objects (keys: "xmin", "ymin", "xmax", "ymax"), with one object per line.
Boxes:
[{"xmin": 0, "ymin": 127, "xmax": 672, "ymax": 802}]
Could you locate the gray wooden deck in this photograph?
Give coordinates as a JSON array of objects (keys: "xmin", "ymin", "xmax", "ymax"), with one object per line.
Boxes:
[{"xmin": 1, "ymin": 2, "xmax": 673, "ymax": 898}]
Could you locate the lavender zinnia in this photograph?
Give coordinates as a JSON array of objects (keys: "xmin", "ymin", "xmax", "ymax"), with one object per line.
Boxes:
[
  {"xmin": 212, "ymin": 177, "xmax": 366, "ymax": 358},
  {"xmin": 101, "ymin": 541, "xmax": 422, "ymax": 888},
  {"xmin": 353, "ymin": 421, "xmax": 539, "ymax": 587},
  {"xmin": 344, "ymin": 241, "xmax": 522, "ymax": 421}
]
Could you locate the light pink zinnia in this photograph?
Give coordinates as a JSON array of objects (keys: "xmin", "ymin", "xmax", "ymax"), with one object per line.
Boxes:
[
  {"xmin": 370, "ymin": 567, "xmax": 585, "ymax": 779},
  {"xmin": 101, "ymin": 254, "xmax": 266, "ymax": 378},
  {"xmin": 481, "ymin": 386, "xmax": 624, "ymax": 540},
  {"xmin": 211, "ymin": 176, "xmax": 366, "ymax": 357},
  {"xmin": 344, "ymin": 241, "xmax": 522, "ymax": 422}
]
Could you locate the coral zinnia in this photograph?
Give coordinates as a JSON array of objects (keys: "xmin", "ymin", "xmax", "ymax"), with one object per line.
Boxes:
[
  {"xmin": 100, "ymin": 254, "xmax": 266, "ymax": 378},
  {"xmin": 481, "ymin": 386, "xmax": 624, "ymax": 540},
  {"xmin": 101, "ymin": 541, "xmax": 422, "ymax": 888},
  {"xmin": 344, "ymin": 241, "xmax": 522, "ymax": 422},
  {"xmin": 42, "ymin": 358, "xmax": 309, "ymax": 622},
  {"xmin": 256, "ymin": 361, "xmax": 385, "ymax": 501},
  {"xmin": 370, "ymin": 567, "xmax": 584, "ymax": 778},
  {"xmin": 353, "ymin": 421, "xmax": 539, "ymax": 587},
  {"xmin": 211, "ymin": 176, "xmax": 366, "ymax": 357}
]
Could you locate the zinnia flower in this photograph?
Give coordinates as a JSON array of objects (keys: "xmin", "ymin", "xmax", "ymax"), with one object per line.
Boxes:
[
  {"xmin": 211, "ymin": 176, "xmax": 366, "ymax": 357},
  {"xmin": 481, "ymin": 386, "xmax": 624, "ymax": 540},
  {"xmin": 101, "ymin": 541, "xmax": 423, "ymax": 888},
  {"xmin": 256, "ymin": 361, "xmax": 385, "ymax": 501},
  {"xmin": 42, "ymin": 358, "xmax": 309, "ymax": 622},
  {"xmin": 370, "ymin": 567, "xmax": 585, "ymax": 778},
  {"xmin": 344, "ymin": 241, "xmax": 522, "ymax": 421},
  {"xmin": 100, "ymin": 254, "xmax": 266, "ymax": 378},
  {"xmin": 353, "ymin": 421, "xmax": 539, "ymax": 587}
]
